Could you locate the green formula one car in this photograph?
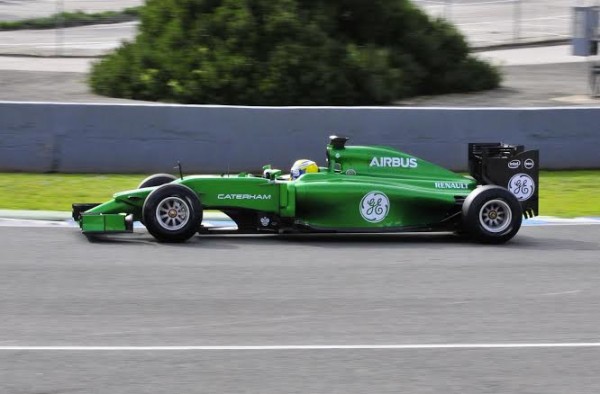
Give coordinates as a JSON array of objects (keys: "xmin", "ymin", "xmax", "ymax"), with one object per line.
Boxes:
[{"xmin": 72, "ymin": 136, "xmax": 539, "ymax": 244}]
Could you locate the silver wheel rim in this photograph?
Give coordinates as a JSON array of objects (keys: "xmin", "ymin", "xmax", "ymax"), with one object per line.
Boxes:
[
  {"xmin": 479, "ymin": 199, "xmax": 512, "ymax": 233},
  {"xmin": 155, "ymin": 197, "xmax": 190, "ymax": 231}
]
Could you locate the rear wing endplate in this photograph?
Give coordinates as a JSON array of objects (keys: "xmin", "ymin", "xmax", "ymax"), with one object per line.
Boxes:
[{"xmin": 468, "ymin": 143, "xmax": 539, "ymax": 218}]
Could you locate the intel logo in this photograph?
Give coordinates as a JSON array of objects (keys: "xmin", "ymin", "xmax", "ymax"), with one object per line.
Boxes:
[{"xmin": 508, "ymin": 160, "xmax": 520, "ymax": 169}]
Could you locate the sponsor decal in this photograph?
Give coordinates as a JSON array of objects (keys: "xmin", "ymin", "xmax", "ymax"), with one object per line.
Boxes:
[
  {"xmin": 434, "ymin": 181, "xmax": 469, "ymax": 189},
  {"xmin": 508, "ymin": 173, "xmax": 535, "ymax": 201},
  {"xmin": 260, "ymin": 216, "xmax": 270, "ymax": 227},
  {"xmin": 218, "ymin": 194, "xmax": 272, "ymax": 200},
  {"xmin": 359, "ymin": 191, "xmax": 390, "ymax": 223},
  {"xmin": 524, "ymin": 158, "xmax": 535, "ymax": 169},
  {"xmin": 508, "ymin": 159, "xmax": 521, "ymax": 169},
  {"xmin": 369, "ymin": 157, "xmax": 418, "ymax": 168}
]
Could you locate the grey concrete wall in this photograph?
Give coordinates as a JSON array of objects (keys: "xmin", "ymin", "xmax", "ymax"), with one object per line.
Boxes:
[{"xmin": 0, "ymin": 102, "xmax": 598, "ymax": 173}]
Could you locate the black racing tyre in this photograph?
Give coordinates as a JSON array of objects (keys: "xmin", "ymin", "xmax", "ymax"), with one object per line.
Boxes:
[
  {"xmin": 461, "ymin": 185, "xmax": 522, "ymax": 244},
  {"xmin": 142, "ymin": 184, "xmax": 202, "ymax": 243},
  {"xmin": 138, "ymin": 173, "xmax": 177, "ymax": 189}
]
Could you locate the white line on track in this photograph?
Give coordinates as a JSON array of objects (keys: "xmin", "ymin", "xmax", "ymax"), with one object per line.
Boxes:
[
  {"xmin": 2, "ymin": 343, "xmax": 600, "ymax": 351},
  {"xmin": 539, "ymin": 290, "xmax": 581, "ymax": 297}
]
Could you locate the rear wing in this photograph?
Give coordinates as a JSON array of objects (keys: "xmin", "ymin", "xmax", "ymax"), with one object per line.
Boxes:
[{"xmin": 468, "ymin": 143, "xmax": 539, "ymax": 218}]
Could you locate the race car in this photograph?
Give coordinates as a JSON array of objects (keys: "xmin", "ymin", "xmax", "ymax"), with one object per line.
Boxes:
[{"xmin": 72, "ymin": 136, "xmax": 539, "ymax": 244}]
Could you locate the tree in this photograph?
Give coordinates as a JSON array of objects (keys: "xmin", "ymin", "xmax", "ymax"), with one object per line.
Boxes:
[{"xmin": 89, "ymin": 0, "xmax": 500, "ymax": 105}]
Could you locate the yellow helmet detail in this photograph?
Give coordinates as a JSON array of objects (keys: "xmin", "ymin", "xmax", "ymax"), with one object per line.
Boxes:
[{"xmin": 291, "ymin": 159, "xmax": 318, "ymax": 180}]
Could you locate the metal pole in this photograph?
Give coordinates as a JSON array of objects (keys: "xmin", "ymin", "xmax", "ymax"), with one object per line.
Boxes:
[
  {"xmin": 55, "ymin": 0, "xmax": 64, "ymax": 56},
  {"xmin": 513, "ymin": 0, "xmax": 521, "ymax": 44}
]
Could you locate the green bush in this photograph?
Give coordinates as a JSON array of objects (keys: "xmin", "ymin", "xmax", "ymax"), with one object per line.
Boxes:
[{"xmin": 90, "ymin": 0, "xmax": 500, "ymax": 105}]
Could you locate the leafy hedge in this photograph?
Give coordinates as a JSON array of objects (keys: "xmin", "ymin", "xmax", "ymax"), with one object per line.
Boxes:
[{"xmin": 90, "ymin": 0, "xmax": 500, "ymax": 105}]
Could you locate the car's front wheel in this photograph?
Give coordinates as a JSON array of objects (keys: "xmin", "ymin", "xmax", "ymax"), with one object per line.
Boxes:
[
  {"xmin": 142, "ymin": 184, "xmax": 202, "ymax": 242},
  {"xmin": 462, "ymin": 185, "xmax": 522, "ymax": 244}
]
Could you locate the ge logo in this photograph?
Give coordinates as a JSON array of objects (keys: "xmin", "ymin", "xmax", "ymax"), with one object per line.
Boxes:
[
  {"xmin": 508, "ymin": 173, "xmax": 535, "ymax": 201},
  {"xmin": 360, "ymin": 191, "xmax": 390, "ymax": 223}
]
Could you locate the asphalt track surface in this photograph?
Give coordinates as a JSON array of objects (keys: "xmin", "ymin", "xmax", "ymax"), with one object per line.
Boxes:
[{"xmin": 1, "ymin": 224, "xmax": 600, "ymax": 393}]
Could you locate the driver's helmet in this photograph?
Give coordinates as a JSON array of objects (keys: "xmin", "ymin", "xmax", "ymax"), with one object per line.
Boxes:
[{"xmin": 291, "ymin": 159, "xmax": 318, "ymax": 180}]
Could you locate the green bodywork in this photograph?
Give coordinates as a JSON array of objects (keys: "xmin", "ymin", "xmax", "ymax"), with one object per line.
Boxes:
[{"xmin": 79, "ymin": 141, "xmax": 476, "ymax": 233}]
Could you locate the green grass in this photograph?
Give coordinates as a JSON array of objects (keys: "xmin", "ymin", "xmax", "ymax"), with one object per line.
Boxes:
[
  {"xmin": 0, "ymin": 174, "xmax": 143, "ymax": 211},
  {"xmin": 0, "ymin": 171, "xmax": 598, "ymax": 217},
  {"xmin": 0, "ymin": 7, "xmax": 141, "ymax": 31},
  {"xmin": 538, "ymin": 171, "xmax": 600, "ymax": 217}
]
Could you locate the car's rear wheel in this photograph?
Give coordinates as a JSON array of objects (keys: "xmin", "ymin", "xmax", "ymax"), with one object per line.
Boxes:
[
  {"xmin": 138, "ymin": 173, "xmax": 177, "ymax": 189},
  {"xmin": 462, "ymin": 185, "xmax": 522, "ymax": 244},
  {"xmin": 142, "ymin": 184, "xmax": 202, "ymax": 242}
]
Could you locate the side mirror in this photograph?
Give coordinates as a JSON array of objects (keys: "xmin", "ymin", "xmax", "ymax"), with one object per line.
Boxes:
[{"xmin": 263, "ymin": 168, "xmax": 282, "ymax": 180}]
